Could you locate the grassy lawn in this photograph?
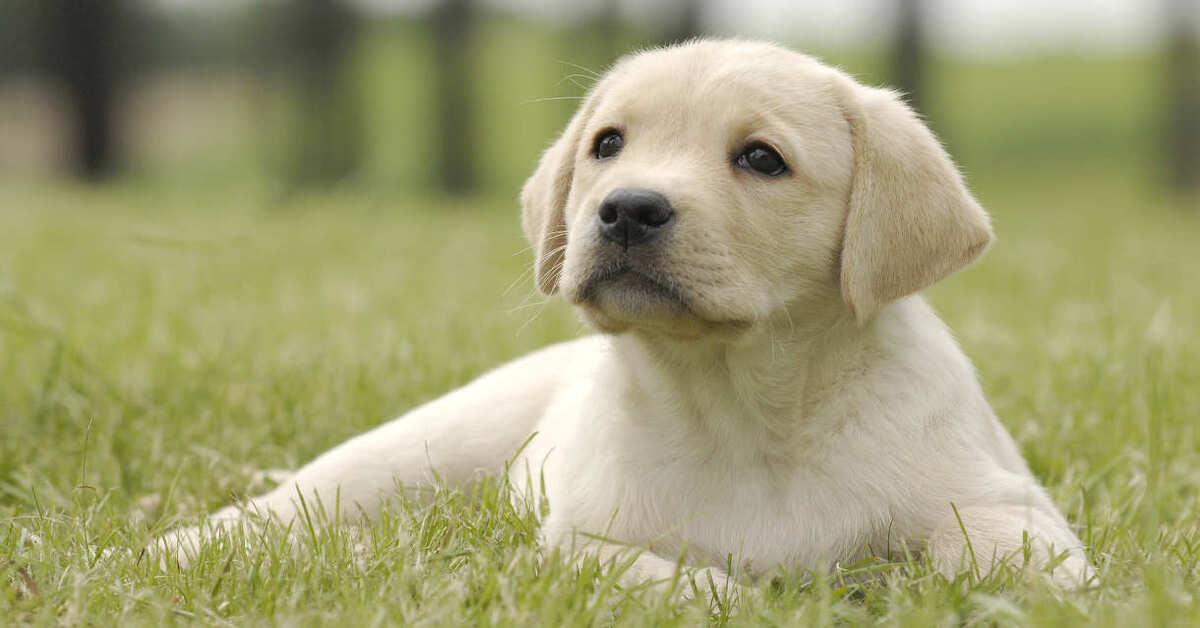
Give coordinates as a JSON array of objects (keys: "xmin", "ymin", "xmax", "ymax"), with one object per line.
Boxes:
[{"xmin": 1, "ymin": 165, "xmax": 1198, "ymax": 625}]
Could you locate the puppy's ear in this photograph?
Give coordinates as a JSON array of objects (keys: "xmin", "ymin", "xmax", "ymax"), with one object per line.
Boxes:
[
  {"xmin": 520, "ymin": 93, "xmax": 598, "ymax": 295},
  {"xmin": 832, "ymin": 75, "xmax": 993, "ymax": 322}
]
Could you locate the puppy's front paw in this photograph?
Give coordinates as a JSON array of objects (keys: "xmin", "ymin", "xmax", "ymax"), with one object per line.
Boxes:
[
  {"xmin": 148, "ymin": 508, "xmax": 247, "ymax": 570},
  {"xmin": 928, "ymin": 504, "xmax": 1095, "ymax": 589},
  {"xmin": 678, "ymin": 566, "xmax": 743, "ymax": 610},
  {"xmin": 148, "ymin": 525, "xmax": 209, "ymax": 570}
]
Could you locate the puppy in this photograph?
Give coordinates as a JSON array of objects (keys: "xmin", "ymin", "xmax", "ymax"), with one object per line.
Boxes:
[{"xmin": 156, "ymin": 40, "xmax": 1094, "ymax": 592}]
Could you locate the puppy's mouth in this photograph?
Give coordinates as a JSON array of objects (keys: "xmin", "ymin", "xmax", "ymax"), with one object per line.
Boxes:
[
  {"xmin": 575, "ymin": 264, "xmax": 689, "ymax": 314},
  {"xmin": 563, "ymin": 247, "xmax": 756, "ymax": 338},
  {"xmin": 571, "ymin": 264, "xmax": 755, "ymax": 338}
]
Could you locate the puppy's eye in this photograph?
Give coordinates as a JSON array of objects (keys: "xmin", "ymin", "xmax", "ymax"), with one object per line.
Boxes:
[
  {"xmin": 736, "ymin": 143, "xmax": 788, "ymax": 177},
  {"xmin": 593, "ymin": 130, "xmax": 624, "ymax": 160}
]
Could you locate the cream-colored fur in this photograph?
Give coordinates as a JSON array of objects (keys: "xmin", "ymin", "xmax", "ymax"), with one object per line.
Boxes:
[{"xmin": 154, "ymin": 40, "xmax": 1094, "ymax": 593}]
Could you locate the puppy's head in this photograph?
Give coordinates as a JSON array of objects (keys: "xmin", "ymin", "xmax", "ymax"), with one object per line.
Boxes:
[{"xmin": 522, "ymin": 40, "xmax": 991, "ymax": 338}]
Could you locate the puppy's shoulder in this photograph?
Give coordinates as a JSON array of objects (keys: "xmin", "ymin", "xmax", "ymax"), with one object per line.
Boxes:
[
  {"xmin": 828, "ymin": 295, "xmax": 991, "ymax": 429},
  {"xmin": 861, "ymin": 297, "xmax": 1026, "ymax": 465},
  {"xmin": 871, "ymin": 296, "xmax": 977, "ymax": 379}
]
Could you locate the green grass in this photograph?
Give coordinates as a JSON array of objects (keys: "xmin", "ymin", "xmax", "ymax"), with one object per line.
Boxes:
[{"xmin": 1, "ymin": 163, "xmax": 1198, "ymax": 625}]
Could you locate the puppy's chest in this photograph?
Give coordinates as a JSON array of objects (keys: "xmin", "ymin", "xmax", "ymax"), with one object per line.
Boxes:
[{"xmin": 517, "ymin": 395, "xmax": 895, "ymax": 571}]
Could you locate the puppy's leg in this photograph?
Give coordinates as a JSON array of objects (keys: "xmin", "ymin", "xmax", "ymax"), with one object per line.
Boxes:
[
  {"xmin": 154, "ymin": 340, "xmax": 585, "ymax": 565},
  {"xmin": 581, "ymin": 540, "xmax": 738, "ymax": 604},
  {"xmin": 927, "ymin": 503, "xmax": 1094, "ymax": 588}
]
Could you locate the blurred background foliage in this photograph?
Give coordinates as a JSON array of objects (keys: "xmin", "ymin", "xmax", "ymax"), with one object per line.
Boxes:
[{"xmin": 0, "ymin": 0, "xmax": 1196, "ymax": 203}]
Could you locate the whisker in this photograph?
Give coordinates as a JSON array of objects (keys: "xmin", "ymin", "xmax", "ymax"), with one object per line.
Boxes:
[
  {"xmin": 505, "ymin": 298, "xmax": 553, "ymax": 315},
  {"xmin": 522, "ymin": 95, "xmax": 587, "ymax": 105},
  {"xmin": 564, "ymin": 76, "xmax": 595, "ymax": 92},
  {"xmin": 502, "ymin": 265, "xmax": 536, "ymax": 297},
  {"xmin": 554, "ymin": 59, "xmax": 602, "ymax": 79},
  {"xmin": 537, "ymin": 243, "xmax": 569, "ymax": 266},
  {"xmin": 515, "ymin": 294, "xmax": 553, "ymax": 337},
  {"xmin": 555, "ymin": 73, "xmax": 597, "ymax": 88}
]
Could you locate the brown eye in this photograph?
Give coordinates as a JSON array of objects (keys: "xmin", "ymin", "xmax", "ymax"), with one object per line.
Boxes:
[
  {"xmin": 737, "ymin": 143, "xmax": 788, "ymax": 176},
  {"xmin": 593, "ymin": 130, "xmax": 624, "ymax": 160}
]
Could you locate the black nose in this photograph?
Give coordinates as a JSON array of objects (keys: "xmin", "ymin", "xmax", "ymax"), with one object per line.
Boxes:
[{"xmin": 597, "ymin": 188, "xmax": 675, "ymax": 249}]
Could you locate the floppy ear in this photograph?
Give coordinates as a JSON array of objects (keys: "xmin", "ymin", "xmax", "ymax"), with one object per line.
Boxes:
[
  {"xmin": 833, "ymin": 75, "xmax": 994, "ymax": 323},
  {"xmin": 520, "ymin": 94, "xmax": 598, "ymax": 295}
]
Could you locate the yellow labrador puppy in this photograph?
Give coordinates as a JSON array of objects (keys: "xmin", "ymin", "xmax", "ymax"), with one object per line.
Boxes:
[{"xmin": 157, "ymin": 40, "xmax": 1093, "ymax": 591}]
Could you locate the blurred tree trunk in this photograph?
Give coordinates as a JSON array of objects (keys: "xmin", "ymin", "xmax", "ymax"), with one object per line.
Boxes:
[
  {"xmin": 41, "ymin": 0, "xmax": 124, "ymax": 179},
  {"xmin": 662, "ymin": 0, "xmax": 703, "ymax": 45},
  {"xmin": 431, "ymin": 0, "xmax": 476, "ymax": 196},
  {"xmin": 1165, "ymin": 0, "xmax": 1199, "ymax": 197},
  {"xmin": 286, "ymin": 0, "xmax": 361, "ymax": 186},
  {"xmin": 892, "ymin": 0, "xmax": 926, "ymax": 116},
  {"xmin": 1, "ymin": 1, "xmax": 39, "ymax": 77}
]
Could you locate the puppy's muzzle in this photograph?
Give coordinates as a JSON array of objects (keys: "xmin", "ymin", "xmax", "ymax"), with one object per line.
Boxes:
[{"xmin": 597, "ymin": 188, "xmax": 675, "ymax": 250}]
